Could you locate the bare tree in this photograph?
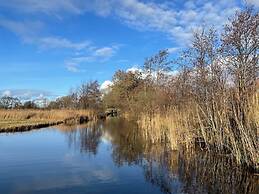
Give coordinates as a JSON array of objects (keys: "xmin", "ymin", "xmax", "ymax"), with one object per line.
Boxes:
[
  {"xmin": 78, "ymin": 80, "xmax": 102, "ymax": 110},
  {"xmin": 222, "ymin": 8, "xmax": 259, "ymax": 122},
  {"xmin": 143, "ymin": 49, "xmax": 172, "ymax": 86}
]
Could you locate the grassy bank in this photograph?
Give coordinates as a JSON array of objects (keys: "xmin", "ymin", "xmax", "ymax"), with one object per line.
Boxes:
[{"xmin": 0, "ymin": 109, "xmax": 95, "ymax": 132}]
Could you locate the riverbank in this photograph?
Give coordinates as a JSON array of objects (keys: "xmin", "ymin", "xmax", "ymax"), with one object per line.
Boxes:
[
  {"xmin": 0, "ymin": 109, "xmax": 95, "ymax": 133},
  {"xmin": 137, "ymin": 106, "xmax": 259, "ymax": 173}
]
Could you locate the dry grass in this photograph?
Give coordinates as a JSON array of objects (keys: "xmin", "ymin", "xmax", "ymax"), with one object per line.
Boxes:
[
  {"xmin": 0, "ymin": 109, "xmax": 95, "ymax": 131},
  {"xmin": 138, "ymin": 108, "xmax": 194, "ymax": 150},
  {"xmin": 196, "ymin": 99, "xmax": 259, "ymax": 170},
  {"xmin": 137, "ymin": 95, "xmax": 259, "ymax": 171}
]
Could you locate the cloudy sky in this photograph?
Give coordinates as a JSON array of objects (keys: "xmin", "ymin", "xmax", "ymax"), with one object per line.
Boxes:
[{"xmin": 0, "ymin": 0, "xmax": 257, "ymax": 100}]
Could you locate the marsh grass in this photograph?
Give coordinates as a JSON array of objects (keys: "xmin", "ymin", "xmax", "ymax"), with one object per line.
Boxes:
[
  {"xmin": 0, "ymin": 109, "xmax": 95, "ymax": 131},
  {"xmin": 138, "ymin": 108, "xmax": 194, "ymax": 150},
  {"xmin": 137, "ymin": 97, "xmax": 259, "ymax": 171},
  {"xmin": 200, "ymin": 102, "xmax": 258, "ymax": 168}
]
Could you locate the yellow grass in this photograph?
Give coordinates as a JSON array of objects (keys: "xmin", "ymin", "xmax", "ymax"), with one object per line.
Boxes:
[
  {"xmin": 138, "ymin": 108, "xmax": 194, "ymax": 150},
  {"xmin": 0, "ymin": 109, "xmax": 95, "ymax": 131},
  {"xmin": 137, "ymin": 96, "xmax": 259, "ymax": 170}
]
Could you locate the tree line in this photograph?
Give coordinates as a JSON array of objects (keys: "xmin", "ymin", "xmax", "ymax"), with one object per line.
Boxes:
[
  {"xmin": 0, "ymin": 81, "xmax": 102, "ymax": 110},
  {"xmin": 48, "ymin": 80, "xmax": 102, "ymax": 110},
  {"xmin": 0, "ymin": 96, "xmax": 39, "ymax": 109}
]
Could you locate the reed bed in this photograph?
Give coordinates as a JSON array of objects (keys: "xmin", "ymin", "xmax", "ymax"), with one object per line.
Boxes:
[
  {"xmin": 138, "ymin": 109, "xmax": 194, "ymax": 150},
  {"xmin": 137, "ymin": 95, "xmax": 259, "ymax": 171},
  {"xmin": 0, "ymin": 109, "xmax": 95, "ymax": 132}
]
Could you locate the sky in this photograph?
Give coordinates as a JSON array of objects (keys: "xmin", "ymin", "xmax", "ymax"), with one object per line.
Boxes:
[{"xmin": 0, "ymin": 0, "xmax": 257, "ymax": 100}]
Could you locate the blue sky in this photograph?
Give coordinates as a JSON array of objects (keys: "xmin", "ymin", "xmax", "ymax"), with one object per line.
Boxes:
[{"xmin": 0, "ymin": 0, "xmax": 257, "ymax": 100}]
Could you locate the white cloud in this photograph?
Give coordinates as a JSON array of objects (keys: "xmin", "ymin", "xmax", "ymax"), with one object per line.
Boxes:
[
  {"xmin": 0, "ymin": 0, "xmax": 243, "ymax": 47},
  {"xmin": 71, "ymin": 56, "xmax": 94, "ymax": 63},
  {"xmin": 247, "ymin": 0, "xmax": 259, "ymax": 7},
  {"xmin": 66, "ymin": 63, "xmax": 80, "ymax": 72},
  {"xmin": 114, "ymin": 0, "xmax": 177, "ymax": 32},
  {"xmin": 126, "ymin": 65, "xmax": 179, "ymax": 78},
  {"xmin": 0, "ymin": 89, "xmax": 55, "ymax": 100},
  {"xmin": 87, "ymin": 0, "xmax": 113, "ymax": 17},
  {"xmin": 0, "ymin": 0, "xmax": 84, "ymax": 15},
  {"xmin": 0, "ymin": 18, "xmax": 90, "ymax": 51},
  {"xmin": 0, "ymin": 19, "xmax": 43, "ymax": 42},
  {"xmin": 166, "ymin": 70, "xmax": 179, "ymax": 76},
  {"xmin": 0, "ymin": 18, "xmax": 120, "ymax": 73},
  {"xmin": 2, "ymin": 90, "xmax": 11, "ymax": 96},
  {"xmin": 86, "ymin": 0, "xmax": 240, "ymax": 46},
  {"xmin": 38, "ymin": 37, "xmax": 90, "ymax": 50},
  {"xmin": 167, "ymin": 47, "xmax": 179, "ymax": 54},
  {"xmin": 100, "ymin": 80, "xmax": 114, "ymax": 94},
  {"xmin": 94, "ymin": 47, "xmax": 115, "ymax": 58},
  {"xmin": 37, "ymin": 94, "xmax": 44, "ymax": 100},
  {"xmin": 0, "ymin": 17, "xmax": 91, "ymax": 51},
  {"xmin": 65, "ymin": 45, "xmax": 120, "ymax": 72},
  {"xmin": 126, "ymin": 66, "xmax": 142, "ymax": 73},
  {"xmin": 100, "ymin": 80, "xmax": 113, "ymax": 91}
]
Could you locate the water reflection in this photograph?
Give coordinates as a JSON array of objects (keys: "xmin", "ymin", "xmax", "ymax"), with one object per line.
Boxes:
[
  {"xmin": 59, "ymin": 118, "xmax": 259, "ymax": 194},
  {"xmin": 178, "ymin": 151, "xmax": 259, "ymax": 194},
  {"xmin": 57, "ymin": 123, "xmax": 102, "ymax": 155}
]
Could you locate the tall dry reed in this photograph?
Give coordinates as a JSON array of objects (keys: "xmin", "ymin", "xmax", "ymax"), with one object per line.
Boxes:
[
  {"xmin": 138, "ymin": 108, "xmax": 194, "ymax": 150},
  {"xmin": 137, "ymin": 94, "xmax": 258, "ymax": 170}
]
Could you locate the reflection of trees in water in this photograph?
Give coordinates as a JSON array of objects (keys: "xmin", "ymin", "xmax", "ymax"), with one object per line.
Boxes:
[
  {"xmin": 141, "ymin": 147, "xmax": 180, "ymax": 194},
  {"xmin": 103, "ymin": 118, "xmax": 259, "ymax": 194},
  {"xmin": 178, "ymin": 150, "xmax": 259, "ymax": 194},
  {"xmin": 58, "ymin": 119, "xmax": 258, "ymax": 194},
  {"xmin": 103, "ymin": 118, "xmax": 144, "ymax": 166},
  {"xmin": 103, "ymin": 119, "xmax": 180, "ymax": 193},
  {"xmin": 79, "ymin": 125, "xmax": 102, "ymax": 155},
  {"xmin": 59, "ymin": 122, "xmax": 103, "ymax": 155}
]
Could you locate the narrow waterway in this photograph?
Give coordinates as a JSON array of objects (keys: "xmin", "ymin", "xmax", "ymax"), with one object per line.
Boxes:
[{"xmin": 0, "ymin": 119, "xmax": 258, "ymax": 194}]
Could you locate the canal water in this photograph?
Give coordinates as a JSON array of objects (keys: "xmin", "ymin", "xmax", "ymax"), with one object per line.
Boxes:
[{"xmin": 0, "ymin": 119, "xmax": 258, "ymax": 194}]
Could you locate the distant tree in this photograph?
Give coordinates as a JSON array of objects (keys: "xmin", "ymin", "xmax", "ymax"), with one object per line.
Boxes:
[
  {"xmin": 78, "ymin": 80, "xmax": 102, "ymax": 109},
  {"xmin": 68, "ymin": 89, "xmax": 79, "ymax": 109},
  {"xmin": 47, "ymin": 100, "xmax": 59, "ymax": 109},
  {"xmin": 0, "ymin": 96, "xmax": 21, "ymax": 109},
  {"xmin": 23, "ymin": 101, "xmax": 38, "ymax": 109},
  {"xmin": 47, "ymin": 81, "xmax": 102, "ymax": 110},
  {"xmin": 103, "ymin": 70, "xmax": 144, "ymax": 112},
  {"xmin": 59, "ymin": 96, "xmax": 75, "ymax": 109},
  {"xmin": 47, "ymin": 96, "xmax": 74, "ymax": 109}
]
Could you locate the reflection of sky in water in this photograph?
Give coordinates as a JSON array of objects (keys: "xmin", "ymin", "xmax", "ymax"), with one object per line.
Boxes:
[{"xmin": 0, "ymin": 127, "xmax": 163, "ymax": 194}]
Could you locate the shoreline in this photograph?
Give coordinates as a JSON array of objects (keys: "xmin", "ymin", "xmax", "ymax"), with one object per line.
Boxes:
[
  {"xmin": 0, "ymin": 121, "xmax": 64, "ymax": 133},
  {"xmin": 0, "ymin": 109, "xmax": 96, "ymax": 133}
]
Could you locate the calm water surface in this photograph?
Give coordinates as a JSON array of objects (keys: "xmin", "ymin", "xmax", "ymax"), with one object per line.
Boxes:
[{"xmin": 0, "ymin": 119, "xmax": 258, "ymax": 194}]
